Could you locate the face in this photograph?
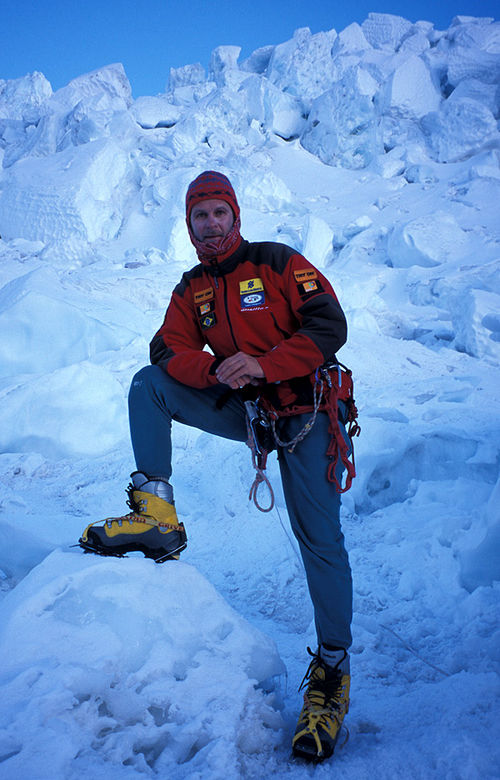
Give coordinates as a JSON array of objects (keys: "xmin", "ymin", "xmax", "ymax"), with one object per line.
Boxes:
[{"xmin": 190, "ymin": 199, "xmax": 234, "ymax": 243}]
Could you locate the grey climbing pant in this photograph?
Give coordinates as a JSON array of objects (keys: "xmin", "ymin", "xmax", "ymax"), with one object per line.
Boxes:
[{"xmin": 129, "ymin": 364, "xmax": 353, "ymax": 649}]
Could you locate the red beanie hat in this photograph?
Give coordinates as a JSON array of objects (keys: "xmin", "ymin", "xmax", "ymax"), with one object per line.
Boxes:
[
  {"xmin": 185, "ymin": 170, "xmax": 242, "ymax": 263},
  {"xmin": 185, "ymin": 170, "xmax": 240, "ymax": 222}
]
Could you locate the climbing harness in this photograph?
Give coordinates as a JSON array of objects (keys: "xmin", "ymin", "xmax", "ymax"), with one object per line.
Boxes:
[
  {"xmin": 245, "ymin": 362, "xmax": 360, "ymax": 512},
  {"xmin": 245, "ymin": 400, "xmax": 276, "ymax": 512}
]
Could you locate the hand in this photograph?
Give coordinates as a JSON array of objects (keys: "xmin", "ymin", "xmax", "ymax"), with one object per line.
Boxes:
[{"xmin": 216, "ymin": 352, "xmax": 265, "ymax": 389}]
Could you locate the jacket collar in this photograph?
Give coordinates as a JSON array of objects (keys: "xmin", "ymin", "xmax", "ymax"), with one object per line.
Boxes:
[{"xmin": 203, "ymin": 239, "xmax": 249, "ymax": 278}]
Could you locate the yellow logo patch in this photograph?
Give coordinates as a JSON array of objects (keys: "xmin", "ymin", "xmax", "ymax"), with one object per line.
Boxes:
[
  {"xmin": 194, "ymin": 287, "xmax": 214, "ymax": 304},
  {"xmin": 239, "ymin": 278, "xmax": 264, "ymax": 294},
  {"xmin": 294, "ymin": 268, "xmax": 318, "ymax": 283},
  {"xmin": 303, "ymin": 280, "xmax": 318, "ymax": 292}
]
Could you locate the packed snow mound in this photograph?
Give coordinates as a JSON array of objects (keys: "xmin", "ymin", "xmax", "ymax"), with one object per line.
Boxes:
[
  {"xmin": 0, "ymin": 361, "xmax": 129, "ymax": 458},
  {"xmin": 0, "ymin": 138, "xmax": 129, "ymax": 241},
  {"xmin": 0, "ymin": 551, "xmax": 284, "ymax": 778},
  {"xmin": 0, "ymin": 267, "xmax": 139, "ymax": 377}
]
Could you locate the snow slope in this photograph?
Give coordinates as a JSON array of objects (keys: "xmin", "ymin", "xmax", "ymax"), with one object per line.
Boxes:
[{"xmin": 0, "ymin": 12, "xmax": 499, "ymax": 779}]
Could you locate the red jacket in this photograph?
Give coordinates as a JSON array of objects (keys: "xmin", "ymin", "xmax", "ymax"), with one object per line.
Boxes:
[{"xmin": 150, "ymin": 239, "xmax": 347, "ymax": 409}]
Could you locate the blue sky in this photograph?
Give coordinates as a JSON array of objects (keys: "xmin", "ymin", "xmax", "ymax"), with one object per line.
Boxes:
[{"xmin": 1, "ymin": 0, "xmax": 499, "ymax": 97}]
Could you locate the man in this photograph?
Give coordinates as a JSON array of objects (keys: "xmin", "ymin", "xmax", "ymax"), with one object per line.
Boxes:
[{"xmin": 80, "ymin": 170, "xmax": 353, "ymax": 762}]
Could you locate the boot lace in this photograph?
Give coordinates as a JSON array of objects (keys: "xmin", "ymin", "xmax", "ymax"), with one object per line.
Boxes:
[{"xmin": 298, "ymin": 647, "xmax": 348, "ymax": 720}]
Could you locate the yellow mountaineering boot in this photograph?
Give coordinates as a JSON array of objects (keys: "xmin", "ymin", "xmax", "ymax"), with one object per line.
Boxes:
[
  {"xmin": 79, "ymin": 472, "xmax": 187, "ymax": 562},
  {"xmin": 292, "ymin": 646, "xmax": 350, "ymax": 762}
]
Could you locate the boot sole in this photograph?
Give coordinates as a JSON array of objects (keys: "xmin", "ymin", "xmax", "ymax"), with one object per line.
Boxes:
[{"xmin": 78, "ymin": 538, "xmax": 187, "ymax": 562}]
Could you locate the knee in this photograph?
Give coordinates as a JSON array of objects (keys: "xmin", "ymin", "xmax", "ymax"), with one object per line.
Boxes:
[
  {"xmin": 129, "ymin": 364, "xmax": 166, "ymax": 402},
  {"xmin": 130, "ymin": 364, "xmax": 162, "ymax": 388}
]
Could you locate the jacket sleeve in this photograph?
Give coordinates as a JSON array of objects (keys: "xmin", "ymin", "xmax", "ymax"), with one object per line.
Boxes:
[
  {"xmin": 256, "ymin": 252, "xmax": 347, "ymax": 383},
  {"xmin": 150, "ymin": 281, "xmax": 220, "ymax": 389}
]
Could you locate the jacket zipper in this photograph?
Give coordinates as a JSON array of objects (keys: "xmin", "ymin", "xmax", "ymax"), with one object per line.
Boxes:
[{"xmin": 222, "ymin": 275, "xmax": 239, "ymax": 352}]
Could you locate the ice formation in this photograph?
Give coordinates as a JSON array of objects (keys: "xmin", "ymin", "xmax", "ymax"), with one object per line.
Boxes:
[{"xmin": 0, "ymin": 12, "xmax": 499, "ymax": 779}]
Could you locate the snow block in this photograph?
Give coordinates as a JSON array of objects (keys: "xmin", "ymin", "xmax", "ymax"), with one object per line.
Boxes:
[
  {"xmin": 448, "ymin": 78, "xmax": 500, "ymax": 118},
  {"xmin": 332, "ymin": 22, "xmax": 372, "ymax": 56},
  {"xmin": 50, "ymin": 63, "xmax": 133, "ymax": 113},
  {"xmin": 301, "ymin": 67, "xmax": 380, "ymax": 169},
  {"xmin": 209, "ymin": 45, "xmax": 249, "ymax": 90},
  {"xmin": 301, "ymin": 215, "xmax": 334, "ymax": 268},
  {"xmin": 399, "ymin": 30, "xmax": 431, "ymax": 56},
  {"xmin": 267, "ymin": 27, "xmax": 338, "ymax": 104},
  {"xmin": 167, "ymin": 63, "xmax": 206, "ymax": 90},
  {"xmin": 379, "ymin": 55, "xmax": 441, "ymax": 119},
  {"xmin": 1, "ymin": 64, "xmax": 135, "ymax": 168},
  {"xmin": 131, "ymin": 96, "xmax": 181, "ymax": 129},
  {"xmin": 240, "ymin": 75, "xmax": 306, "ymax": 139},
  {"xmin": 0, "ymin": 362, "xmax": 128, "ymax": 457},
  {"xmin": 0, "ymin": 138, "xmax": 128, "ymax": 242},
  {"xmin": 387, "ymin": 211, "xmax": 471, "ymax": 268},
  {"xmin": 0, "ymin": 71, "xmax": 52, "ymax": 123},
  {"xmin": 0, "ymin": 268, "xmax": 138, "ymax": 378},
  {"xmin": 361, "ymin": 13, "xmax": 413, "ymax": 50},
  {"xmin": 421, "ymin": 97, "xmax": 499, "ymax": 163},
  {"xmin": 460, "ymin": 476, "xmax": 500, "ymax": 591},
  {"xmin": 0, "ymin": 552, "xmax": 284, "ymax": 776},
  {"xmin": 239, "ymin": 170, "xmax": 293, "ymax": 212},
  {"xmin": 447, "ymin": 45, "xmax": 500, "ymax": 88},
  {"xmin": 451, "ymin": 288, "xmax": 500, "ymax": 361},
  {"xmin": 240, "ymin": 45, "xmax": 275, "ymax": 75}
]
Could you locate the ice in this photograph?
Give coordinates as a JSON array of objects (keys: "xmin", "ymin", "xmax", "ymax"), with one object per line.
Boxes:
[
  {"xmin": 422, "ymin": 97, "xmax": 499, "ymax": 163},
  {"xmin": 0, "ymin": 71, "xmax": 52, "ymax": 122},
  {"xmin": 0, "ymin": 267, "xmax": 138, "ymax": 377},
  {"xmin": 361, "ymin": 12, "xmax": 413, "ymax": 50},
  {"xmin": 0, "ymin": 11, "xmax": 499, "ymax": 779},
  {"xmin": 267, "ymin": 27, "xmax": 338, "ymax": 104},
  {"xmin": 387, "ymin": 211, "xmax": 471, "ymax": 268},
  {"xmin": 240, "ymin": 75, "xmax": 306, "ymax": 140},
  {"xmin": 130, "ymin": 96, "xmax": 181, "ymax": 129},
  {"xmin": 0, "ymin": 362, "xmax": 129, "ymax": 458},
  {"xmin": 50, "ymin": 63, "xmax": 133, "ymax": 112},
  {"xmin": 379, "ymin": 54, "xmax": 441, "ymax": 119},
  {"xmin": 0, "ymin": 139, "xmax": 129, "ymax": 242},
  {"xmin": 301, "ymin": 67, "xmax": 380, "ymax": 169},
  {"xmin": 448, "ymin": 78, "xmax": 500, "ymax": 117},
  {"xmin": 240, "ymin": 45, "xmax": 275, "ymax": 75},
  {"xmin": 459, "ymin": 475, "xmax": 500, "ymax": 591},
  {"xmin": 0, "ymin": 551, "xmax": 284, "ymax": 778},
  {"xmin": 167, "ymin": 63, "xmax": 206, "ymax": 90},
  {"xmin": 331, "ymin": 22, "xmax": 372, "ymax": 56},
  {"xmin": 209, "ymin": 45, "xmax": 247, "ymax": 90}
]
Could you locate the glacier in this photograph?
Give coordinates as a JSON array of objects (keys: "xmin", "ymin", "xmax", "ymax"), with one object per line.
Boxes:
[{"xmin": 0, "ymin": 11, "xmax": 499, "ymax": 779}]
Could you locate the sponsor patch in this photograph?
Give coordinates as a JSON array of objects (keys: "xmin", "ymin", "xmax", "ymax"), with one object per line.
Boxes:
[
  {"xmin": 197, "ymin": 301, "xmax": 214, "ymax": 316},
  {"xmin": 297, "ymin": 278, "xmax": 324, "ymax": 299},
  {"xmin": 239, "ymin": 278, "xmax": 264, "ymax": 294},
  {"xmin": 294, "ymin": 268, "xmax": 318, "ymax": 283},
  {"xmin": 200, "ymin": 312, "xmax": 217, "ymax": 330},
  {"xmin": 194, "ymin": 287, "xmax": 214, "ymax": 304},
  {"xmin": 241, "ymin": 291, "xmax": 266, "ymax": 309}
]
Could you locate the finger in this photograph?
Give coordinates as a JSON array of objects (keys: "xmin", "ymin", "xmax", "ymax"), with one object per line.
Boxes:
[{"xmin": 216, "ymin": 360, "xmax": 245, "ymax": 383}]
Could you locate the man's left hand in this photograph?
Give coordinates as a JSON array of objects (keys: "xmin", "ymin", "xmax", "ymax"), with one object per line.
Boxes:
[{"xmin": 216, "ymin": 352, "xmax": 265, "ymax": 389}]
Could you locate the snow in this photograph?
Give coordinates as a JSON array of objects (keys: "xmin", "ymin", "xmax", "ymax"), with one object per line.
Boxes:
[{"xmin": 0, "ymin": 11, "xmax": 499, "ymax": 779}]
